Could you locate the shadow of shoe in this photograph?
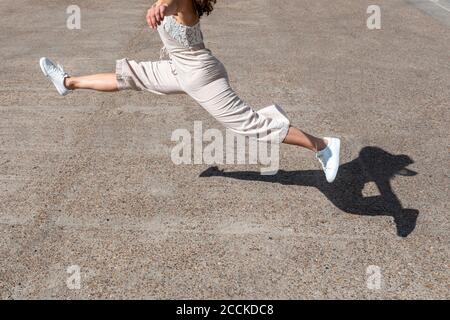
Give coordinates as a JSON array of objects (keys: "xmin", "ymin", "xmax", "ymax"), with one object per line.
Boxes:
[
  {"xmin": 199, "ymin": 166, "xmax": 222, "ymax": 177},
  {"xmin": 394, "ymin": 209, "xmax": 419, "ymax": 238}
]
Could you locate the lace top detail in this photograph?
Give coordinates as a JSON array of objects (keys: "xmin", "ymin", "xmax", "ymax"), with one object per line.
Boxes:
[{"xmin": 162, "ymin": 15, "xmax": 204, "ymax": 48}]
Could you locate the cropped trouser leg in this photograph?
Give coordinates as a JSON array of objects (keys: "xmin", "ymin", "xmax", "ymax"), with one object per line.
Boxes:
[
  {"xmin": 116, "ymin": 58, "xmax": 290, "ymax": 143},
  {"xmin": 116, "ymin": 58, "xmax": 183, "ymax": 94},
  {"xmin": 185, "ymin": 77, "xmax": 290, "ymax": 143}
]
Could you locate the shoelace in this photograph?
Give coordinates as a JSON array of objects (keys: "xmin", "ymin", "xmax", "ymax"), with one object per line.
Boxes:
[
  {"xmin": 47, "ymin": 62, "xmax": 65, "ymax": 76},
  {"xmin": 57, "ymin": 64, "xmax": 65, "ymax": 74}
]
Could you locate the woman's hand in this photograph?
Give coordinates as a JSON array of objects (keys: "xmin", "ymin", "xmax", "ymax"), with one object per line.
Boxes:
[{"xmin": 146, "ymin": 3, "xmax": 169, "ymax": 29}]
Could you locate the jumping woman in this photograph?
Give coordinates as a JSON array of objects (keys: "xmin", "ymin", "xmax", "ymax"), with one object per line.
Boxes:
[{"xmin": 39, "ymin": 0, "xmax": 341, "ymax": 182}]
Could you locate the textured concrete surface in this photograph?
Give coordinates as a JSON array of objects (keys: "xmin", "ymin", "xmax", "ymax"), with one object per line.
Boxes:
[
  {"xmin": 408, "ymin": 0, "xmax": 450, "ymax": 26},
  {"xmin": 0, "ymin": 0, "xmax": 449, "ymax": 299}
]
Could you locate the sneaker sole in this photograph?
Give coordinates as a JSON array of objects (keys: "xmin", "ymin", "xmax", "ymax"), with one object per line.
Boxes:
[
  {"xmin": 327, "ymin": 138, "xmax": 341, "ymax": 183},
  {"xmin": 39, "ymin": 57, "xmax": 49, "ymax": 77}
]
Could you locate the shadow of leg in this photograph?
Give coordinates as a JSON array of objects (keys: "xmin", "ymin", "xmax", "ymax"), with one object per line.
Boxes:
[{"xmin": 198, "ymin": 146, "xmax": 420, "ymax": 237}]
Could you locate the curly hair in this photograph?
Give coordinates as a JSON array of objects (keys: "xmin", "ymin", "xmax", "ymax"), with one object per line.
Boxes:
[{"xmin": 193, "ymin": 0, "xmax": 217, "ymax": 18}]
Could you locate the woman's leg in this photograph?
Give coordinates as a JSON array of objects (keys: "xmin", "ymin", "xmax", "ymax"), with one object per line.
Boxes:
[
  {"xmin": 64, "ymin": 59, "xmax": 184, "ymax": 93},
  {"xmin": 40, "ymin": 57, "xmax": 181, "ymax": 94},
  {"xmin": 283, "ymin": 126, "xmax": 327, "ymax": 152},
  {"xmin": 64, "ymin": 73, "xmax": 118, "ymax": 92},
  {"xmin": 185, "ymin": 77, "xmax": 328, "ymax": 153}
]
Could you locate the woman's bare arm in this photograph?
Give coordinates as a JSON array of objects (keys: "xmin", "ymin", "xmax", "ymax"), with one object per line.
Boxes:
[{"xmin": 146, "ymin": 0, "xmax": 180, "ymax": 29}]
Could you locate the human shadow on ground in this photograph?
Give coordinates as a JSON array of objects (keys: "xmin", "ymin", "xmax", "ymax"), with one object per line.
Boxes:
[{"xmin": 200, "ymin": 146, "xmax": 419, "ymax": 237}]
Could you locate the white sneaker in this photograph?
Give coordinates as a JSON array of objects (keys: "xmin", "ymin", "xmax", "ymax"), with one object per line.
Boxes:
[
  {"xmin": 39, "ymin": 57, "xmax": 71, "ymax": 96},
  {"xmin": 316, "ymin": 137, "xmax": 341, "ymax": 183}
]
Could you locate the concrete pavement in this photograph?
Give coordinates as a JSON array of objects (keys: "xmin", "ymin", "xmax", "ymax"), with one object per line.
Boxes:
[{"xmin": 0, "ymin": 0, "xmax": 449, "ymax": 299}]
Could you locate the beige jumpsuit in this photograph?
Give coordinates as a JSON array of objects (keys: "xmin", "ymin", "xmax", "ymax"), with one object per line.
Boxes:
[{"xmin": 116, "ymin": 15, "xmax": 290, "ymax": 143}]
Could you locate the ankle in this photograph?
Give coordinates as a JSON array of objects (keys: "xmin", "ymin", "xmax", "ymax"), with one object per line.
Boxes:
[
  {"xmin": 316, "ymin": 138, "xmax": 328, "ymax": 153},
  {"xmin": 64, "ymin": 77, "xmax": 73, "ymax": 90}
]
